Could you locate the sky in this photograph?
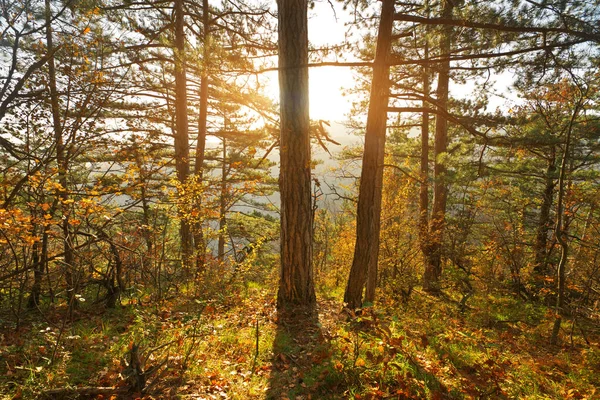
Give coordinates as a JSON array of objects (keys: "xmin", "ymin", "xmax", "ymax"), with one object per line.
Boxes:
[
  {"xmin": 307, "ymin": 2, "xmax": 357, "ymax": 122},
  {"xmin": 264, "ymin": 1, "xmax": 520, "ymax": 133},
  {"xmin": 262, "ymin": 1, "xmax": 358, "ymax": 124}
]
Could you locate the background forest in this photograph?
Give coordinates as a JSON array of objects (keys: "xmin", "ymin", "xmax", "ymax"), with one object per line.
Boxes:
[{"xmin": 1, "ymin": 0, "xmax": 600, "ymax": 398}]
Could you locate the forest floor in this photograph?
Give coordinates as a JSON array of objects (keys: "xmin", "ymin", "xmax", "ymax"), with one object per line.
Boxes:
[{"xmin": 1, "ymin": 281, "xmax": 599, "ymax": 399}]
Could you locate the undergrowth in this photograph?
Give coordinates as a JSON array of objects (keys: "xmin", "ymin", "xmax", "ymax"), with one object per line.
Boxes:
[{"xmin": 0, "ymin": 282, "xmax": 598, "ymax": 399}]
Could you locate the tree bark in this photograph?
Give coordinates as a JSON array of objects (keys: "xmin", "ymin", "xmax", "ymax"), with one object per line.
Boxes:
[
  {"xmin": 534, "ymin": 147, "xmax": 556, "ymax": 274},
  {"xmin": 218, "ymin": 137, "xmax": 227, "ymax": 262},
  {"xmin": 550, "ymin": 100, "xmax": 580, "ymax": 345},
  {"xmin": 193, "ymin": 0, "xmax": 210, "ymax": 270},
  {"xmin": 173, "ymin": 0, "xmax": 193, "ymax": 265},
  {"xmin": 419, "ymin": 18, "xmax": 430, "ymax": 256},
  {"xmin": 276, "ymin": 0, "xmax": 315, "ymax": 308},
  {"xmin": 343, "ymin": 0, "xmax": 395, "ymax": 310},
  {"xmin": 423, "ymin": 0, "xmax": 454, "ymax": 294}
]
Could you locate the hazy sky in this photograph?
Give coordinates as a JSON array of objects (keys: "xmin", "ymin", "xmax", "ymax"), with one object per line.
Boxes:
[{"xmin": 263, "ymin": 1, "xmax": 358, "ymax": 123}]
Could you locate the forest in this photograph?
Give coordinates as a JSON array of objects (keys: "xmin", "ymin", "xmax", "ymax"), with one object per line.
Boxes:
[{"xmin": 1, "ymin": 0, "xmax": 599, "ymax": 398}]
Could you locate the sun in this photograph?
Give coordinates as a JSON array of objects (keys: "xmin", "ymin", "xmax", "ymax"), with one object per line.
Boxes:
[
  {"xmin": 263, "ymin": 65, "xmax": 355, "ymax": 123},
  {"xmin": 309, "ymin": 66, "xmax": 354, "ymax": 122},
  {"xmin": 261, "ymin": 1, "xmax": 356, "ymax": 123}
]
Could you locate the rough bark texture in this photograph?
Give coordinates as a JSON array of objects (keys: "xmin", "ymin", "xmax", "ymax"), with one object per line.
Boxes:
[
  {"xmin": 423, "ymin": 0, "xmax": 454, "ymax": 294},
  {"xmin": 343, "ymin": 0, "xmax": 395, "ymax": 310},
  {"xmin": 276, "ymin": 0, "xmax": 315, "ymax": 308},
  {"xmin": 174, "ymin": 0, "xmax": 193, "ymax": 263}
]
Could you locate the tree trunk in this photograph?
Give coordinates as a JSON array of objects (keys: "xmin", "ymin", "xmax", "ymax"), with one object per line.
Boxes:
[
  {"xmin": 218, "ymin": 137, "xmax": 227, "ymax": 262},
  {"xmin": 45, "ymin": 0, "xmax": 76, "ymax": 304},
  {"xmin": 418, "ymin": 31, "xmax": 430, "ymax": 255},
  {"xmin": 28, "ymin": 239, "xmax": 41, "ymax": 309},
  {"xmin": 193, "ymin": 0, "xmax": 210, "ymax": 270},
  {"xmin": 28, "ymin": 225, "xmax": 49, "ymax": 309},
  {"xmin": 107, "ymin": 239, "xmax": 124, "ymax": 308},
  {"xmin": 423, "ymin": 0, "xmax": 454, "ymax": 294},
  {"xmin": 534, "ymin": 147, "xmax": 556, "ymax": 274},
  {"xmin": 276, "ymin": 0, "xmax": 315, "ymax": 308},
  {"xmin": 550, "ymin": 102, "xmax": 579, "ymax": 345},
  {"xmin": 343, "ymin": 0, "xmax": 394, "ymax": 310},
  {"xmin": 174, "ymin": 0, "xmax": 192, "ymax": 265}
]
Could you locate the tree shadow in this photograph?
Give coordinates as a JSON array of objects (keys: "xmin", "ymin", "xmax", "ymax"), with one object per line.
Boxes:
[{"xmin": 266, "ymin": 303, "xmax": 345, "ymax": 399}]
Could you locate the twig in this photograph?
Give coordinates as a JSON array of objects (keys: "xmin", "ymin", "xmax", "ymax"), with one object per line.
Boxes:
[
  {"xmin": 251, "ymin": 318, "xmax": 260, "ymax": 375},
  {"xmin": 41, "ymin": 387, "xmax": 127, "ymax": 399}
]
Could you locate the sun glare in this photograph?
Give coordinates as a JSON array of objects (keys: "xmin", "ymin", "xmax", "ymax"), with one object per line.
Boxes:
[
  {"xmin": 263, "ymin": 1, "xmax": 356, "ymax": 123},
  {"xmin": 309, "ymin": 66, "xmax": 353, "ymax": 121},
  {"xmin": 263, "ymin": 65, "xmax": 355, "ymax": 124}
]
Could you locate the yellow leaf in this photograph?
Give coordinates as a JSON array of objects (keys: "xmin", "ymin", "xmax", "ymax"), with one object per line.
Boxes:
[
  {"xmin": 83, "ymin": 27, "xmax": 91, "ymax": 34},
  {"xmin": 355, "ymin": 358, "xmax": 366, "ymax": 367}
]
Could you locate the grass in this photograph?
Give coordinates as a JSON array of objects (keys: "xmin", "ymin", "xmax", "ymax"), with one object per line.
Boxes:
[{"xmin": 0, "ymin": 280, "xmax": 598, "ymax": 399}]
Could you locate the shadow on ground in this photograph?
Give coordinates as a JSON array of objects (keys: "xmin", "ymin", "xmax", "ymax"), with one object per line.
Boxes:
[{"xmin": 266, "ymin": 303, "xmax": 345, "ymax": 399}]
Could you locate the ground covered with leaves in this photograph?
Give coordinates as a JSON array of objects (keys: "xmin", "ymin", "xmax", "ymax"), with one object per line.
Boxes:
[{"xmin": 1, "ymin": 283, "xmax": 599, "ymax": 399}]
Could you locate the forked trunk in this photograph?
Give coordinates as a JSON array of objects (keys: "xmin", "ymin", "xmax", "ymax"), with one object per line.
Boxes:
[{"xmin": 343, "ymin": 0, "xmax": 395, "ymax": 309}]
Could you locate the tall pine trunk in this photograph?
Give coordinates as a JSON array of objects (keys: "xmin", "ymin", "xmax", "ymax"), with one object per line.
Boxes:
[
  {"xmin": 423, "ymin": 0, "xmax": 454, "ymax": 294},
  {"xmin": 419, "ymin": 27, "xmax": 430, "ymax": 256},
  {"xmin": 343, "ymin": 0, "xmax": 394, "ymax": 309},
  {"xmin": 193, "ymin": 0, "xmax": 210, "ymax": 270},
  {"xmin": 174, "ymin": 0, "xmax": 192, "ymax": 265},
  {"xmin": 276, "ymin": 0, "xmax": 315, "ymax": 308}
]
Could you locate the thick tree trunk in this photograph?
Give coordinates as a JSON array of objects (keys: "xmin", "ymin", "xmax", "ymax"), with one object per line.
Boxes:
[
  {"xmin": 174, "ymin": 0, "xmax": 193, "ymax": 265},
  {"xmin": 276, "ymin": 0, "xmax": 315, "ymax": 308},
  {"xmin": 423, "ymin": 0, "xmax": 454, "ymax": 294},
  {"xmin": 45, "ymin": 0, "xmax": 76, "ymax": 303},
  {"xmin": 534, "ymin": 147, "xmax": 556, "ymax": 274},
  {"xmin": 343, "ymin": 0, "xmax": 395, "ymax": 310}
]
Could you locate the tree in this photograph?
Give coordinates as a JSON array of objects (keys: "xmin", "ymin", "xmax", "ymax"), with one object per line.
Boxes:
[
  {"xmin": 276, "ymin": 0, "xmax": 315, "ymax": 308},
  {"xmin": 422, "ymin": 0, "xmax": 455, "ymax": 293},
  {"xmin": 343, "ymin": 0, "xmax": 395, "ymax": 309},
  {"xmin": 173, "ymin": 0, "xmax": 193, "ymax": 265}
]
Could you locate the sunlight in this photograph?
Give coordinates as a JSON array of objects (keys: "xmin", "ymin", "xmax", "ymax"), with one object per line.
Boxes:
[
  {"xmin": 263, "ymin": 65, "xmax": 354, "ymax": 124},
  {"xmin": 262, "ymin": 0, "xmax": 356, "ymax": 123},
  {"xmin": 309, "ymin": 66, "xmax": 353, "ymax": 122}
]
